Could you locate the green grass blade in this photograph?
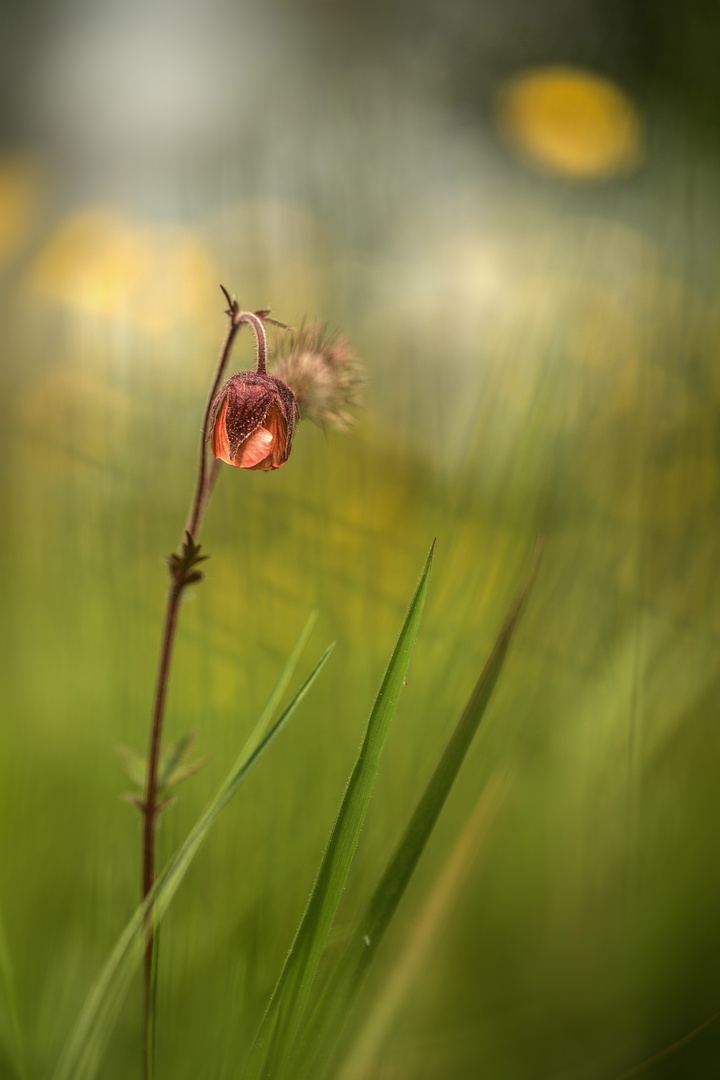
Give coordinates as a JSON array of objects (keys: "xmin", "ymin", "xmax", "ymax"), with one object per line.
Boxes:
[
  {"xmin": 51, "ymin": 627, "xmax": 332, "ymax": 1080},
  {"xmin": 291, "ymin": 543, "xmax": 542, "ymax": 1080},
  {"xmin": 244, "ymin": 543, "xmax": 435, "ymax": 1080},
  {"xmin": 243, "ymin": 612, "xmax": 318, "ymax": 758},
  {"xmin": 0, "ymin": 905, "xmax": 27, "ymax": 1080},
  {"xmin": 337, "ymin": 771, "xmax": 511, "ymax": 1080}
]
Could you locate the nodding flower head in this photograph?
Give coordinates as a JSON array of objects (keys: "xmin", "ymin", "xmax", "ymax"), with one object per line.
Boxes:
[
  {"xmin": 270, "ymin": 323, "xmax": 365, "ymax": 431},
  {"xmin": 210, "ymin": 371, "xmax": 298, "ymax": 471}
]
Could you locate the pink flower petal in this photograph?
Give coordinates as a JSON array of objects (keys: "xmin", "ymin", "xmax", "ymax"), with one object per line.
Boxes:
[
  {"xmin": 210, "ymin": 397, "xmax": 232, "ymax": 463},
  {"xmin": 236, "ymin": 426, "xmax": 274, "ymax": 468}
]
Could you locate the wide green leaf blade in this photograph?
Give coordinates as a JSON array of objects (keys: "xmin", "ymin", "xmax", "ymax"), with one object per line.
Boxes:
[
  {"xmin": 51, "ymin": 618, "xmax": 330, "ymax": 1080},
  {"xmin": 290, "ymin": 543, "xmax": 542, "ymax": 1080},
  {"xmin": 244, "ymin": 543, "xmax": 435, "ymax": 1080}
]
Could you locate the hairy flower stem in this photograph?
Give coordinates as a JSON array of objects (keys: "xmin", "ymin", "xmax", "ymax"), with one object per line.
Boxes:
[{"xmin": 140, "ymin": 297, "xmax": 269, "ymax": 1079}]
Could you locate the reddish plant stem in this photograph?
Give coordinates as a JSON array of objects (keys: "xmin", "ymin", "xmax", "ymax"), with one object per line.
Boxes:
[
  {"xmin": 186, "ymin": 316, "xmax": 240, "ymax": 539},
  {"xmin": 243, "ymin": 311, "xmax": 268, "ymax": 374},
  {"xmin": 142, "ymin": 583, "xmax": 183, "ymax": 897},
  {"xmin": 142, "ymin": 578, "xmax": 182, "ymax": 1071},
  {"xmin": 186, "ymin": 309, "xmax": 267, "ymax": 538},
  {"xmin": 140, "ymin": 301, "xmax": 269, "ymax": 1078}
]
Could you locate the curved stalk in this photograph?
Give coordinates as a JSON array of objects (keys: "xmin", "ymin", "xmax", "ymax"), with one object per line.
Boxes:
[{"xmin": 140, "ymin": 295, "xmax": 270, "ymax": 1077}]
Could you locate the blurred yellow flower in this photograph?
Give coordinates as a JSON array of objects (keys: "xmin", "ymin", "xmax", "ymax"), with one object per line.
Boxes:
[
  {"xmin": 497, "ymin": 66, "xmax": 642, "ymax": 179},
  {"xmin": 27, "ymin": 207, "xmax": 219, "ymax": 332},
  {"xmin": 21, "ymin": 365, "xmax": 135, "ymax": 471}
]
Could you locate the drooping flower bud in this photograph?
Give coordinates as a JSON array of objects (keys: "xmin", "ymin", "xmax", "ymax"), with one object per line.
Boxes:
[{"xmin": 209, "ymin": 371, "xmax": 298, "ymax": 471}]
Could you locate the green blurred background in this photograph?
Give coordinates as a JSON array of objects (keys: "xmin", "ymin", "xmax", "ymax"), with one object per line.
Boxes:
[{"xmin": 2, "ymin": 0, "xmax": 720, "ymax": 1076}]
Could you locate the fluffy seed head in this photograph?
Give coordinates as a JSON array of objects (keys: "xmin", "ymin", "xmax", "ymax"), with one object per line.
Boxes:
[{"xmin": 270, "ymin": 323, "xmax": 365, "ymax": 431}]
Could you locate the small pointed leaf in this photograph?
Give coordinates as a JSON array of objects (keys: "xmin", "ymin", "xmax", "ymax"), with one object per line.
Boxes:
[
  {"xmin": 121, "ymin": 794, "xmax": 145, "ymax": 813},
  {"xmin": 160, "ymin": 756, "xmax": 212, "ymax": 792},
  {"xmin": 115, "ymin": 746, "xmax": 146, "ymax": 790},
  {"xmin": 156, "ymin": 795, "xmax": 177, "ymax": 816},
  {"xmin": 157, "ymin": 734, "xmax": 196, "ymax": 790}
]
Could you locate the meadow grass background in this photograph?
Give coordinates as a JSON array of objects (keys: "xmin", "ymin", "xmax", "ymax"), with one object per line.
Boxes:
[{"xmin": 2, "ymin": 0, "xmax": 720, "ymax": 1076}]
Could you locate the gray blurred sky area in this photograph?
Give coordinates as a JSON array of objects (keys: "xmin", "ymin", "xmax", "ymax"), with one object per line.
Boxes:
[{"xmin": 1, "ymin": 0, "xmax": 718, "ymax": 154}]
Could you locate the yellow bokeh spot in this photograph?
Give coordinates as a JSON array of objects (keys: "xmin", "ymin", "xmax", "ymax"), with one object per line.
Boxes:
[
  {"xmin": 0, "ymin": 154, "xmax": 43, "ymax": 268},
  {"xmin": 497, "ymin": 66, "xmax": 642, "ymax": 179},
  {"xmin": 27, "ymin": 207, "xmax": 219, "ymax": 333},
  {"xmin": 21, "ymin": 366, "xmax": 136, "ymax": 472}
]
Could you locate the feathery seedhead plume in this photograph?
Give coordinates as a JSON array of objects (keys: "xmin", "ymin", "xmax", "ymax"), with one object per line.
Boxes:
[{"xmin": 270, "ymin": 322, "xmax": 365, "ymax": 431}]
